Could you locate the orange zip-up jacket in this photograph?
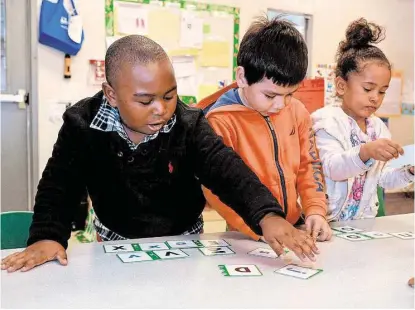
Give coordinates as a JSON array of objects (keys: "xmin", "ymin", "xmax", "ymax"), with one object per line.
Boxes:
[{"xmin": 197, "ymin": 83, "xmax": 327, "ymax": 240}]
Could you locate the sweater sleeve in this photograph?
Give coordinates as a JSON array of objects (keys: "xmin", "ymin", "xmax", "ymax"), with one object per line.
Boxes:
[
  {"xmin": 27, "ymin": 109, "xmax": 87, "ymax": 249},
  {"xmin": 190, "ymin": 112, "xmax": 285, "ymax": 235},
  {"xmin": 314, "ymin": 129, "xmax": 372, "ymax": 181}
]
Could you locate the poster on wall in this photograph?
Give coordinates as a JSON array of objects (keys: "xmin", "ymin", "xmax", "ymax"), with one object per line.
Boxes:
[{"xmin": 313, "ymin": 64, "xmax": 341, "ymax": 106}]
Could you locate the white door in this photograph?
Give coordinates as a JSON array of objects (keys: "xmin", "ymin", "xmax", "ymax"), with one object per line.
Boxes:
[{"xmin": 1, "ymin": 0, "xmax": 36, "ymax": 212}]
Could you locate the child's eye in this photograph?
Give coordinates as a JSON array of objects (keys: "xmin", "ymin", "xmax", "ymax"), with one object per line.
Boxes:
[
  {"xmin": 363, "ymin": 88, "xmax": 371, "ymax": 92},
  {"xmin": 164, "ymin": 96, "xmax": 174, "ymax": 101},
  {"xmin": 139, "ymin": 100, "xmax": 153, "ymax": 105},
  {"xmin": 265, "ymin": 94, "xmax": 275, "ymax": 99},
  {"xmin": 379, "ymin": 91, "xmax": 386, "ymax": 95}
]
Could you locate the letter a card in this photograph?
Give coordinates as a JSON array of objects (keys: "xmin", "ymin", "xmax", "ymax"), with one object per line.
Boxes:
[
  {"xmin": 218, "ymin": 264, "xmax": 262, "ymax": 277},
  {"xmin": 117, "ymin": 252, "xmax": 156, "ymax": 263}
]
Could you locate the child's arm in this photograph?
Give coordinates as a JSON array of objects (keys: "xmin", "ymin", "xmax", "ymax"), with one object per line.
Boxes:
[
  {"xmin": 378, "ymin": 165, "xmax": 414, "ymax": 190},
  {"xmin": 314, "ymin": 129, "xmax": 371, "ymax": 181},
  {"xmin": 202, "ymin": 116, "xmax": 260, "ymax": 241},
  {"xmin": 296, "ymin": 108, "xmax": 327, "ymax": 219},
  {"xmin": 29, "ymin": 110, "xmax": 87, "ymax": 249}
]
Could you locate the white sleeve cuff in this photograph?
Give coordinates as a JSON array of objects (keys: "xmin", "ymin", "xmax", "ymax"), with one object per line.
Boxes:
[{"xmin": 351, "ymin": 145, "xmax": 373, "ymax": 171}]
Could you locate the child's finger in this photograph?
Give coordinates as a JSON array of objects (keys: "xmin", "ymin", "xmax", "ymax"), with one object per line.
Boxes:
[
  {"xmin": 380, "ymin": 150, "xmax": 395, "ymax": 161},
  {"xmin": 311, "ymin": 224, "xmax": 321, "ymax": 241},
  {"xmin": 55, "ymin": 250, "xmax": 68, "ymax": 266},
  {"xmin": 285, "ymin": 241, "xmax": 307, "ymax": 262},
  {"xmin": 7, "ymin": 256, "xmax": 28, "ymax": 273},
  {"xmin": 384, "ymin": 146, "xmax": 399, "ymax": 159},
  {"xmin": 388, "ymin": 141, "xmax": 404, "ymax": 155},
  {"xmin": 293, "ymin": 235, "xmax": 317, "ymax": 262},
  {"xmin": 318, "ymin": 227, "xmax": 330, "ymax": 241},
  {"xmin": 2, "ymin": 252, "xmax": 27, "ymax": 271},
  {"xmin": 1, "ymin": 252, "xmax": 21, "ymax": 269},
  {"xmin": 267, "ymin": 238, "xmax": 285, "ymax": 257},
  {"xmin": 305, "ymin": 220, "xmax": 313, "ymax": 236},
  {"xmin": 21, "ymin": 259, "xmax": 38, "ymax": 272}
]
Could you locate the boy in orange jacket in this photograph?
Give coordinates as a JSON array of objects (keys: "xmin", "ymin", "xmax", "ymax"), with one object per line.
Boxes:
[{"xmin": 198, "ymin": 16, "xmax": 332, "ymax": 242}]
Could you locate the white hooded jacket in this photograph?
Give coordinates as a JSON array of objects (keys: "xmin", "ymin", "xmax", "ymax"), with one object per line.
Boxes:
[{"xmin": 311, "ymin": 105, "xmax": 413, "ymax": 221}]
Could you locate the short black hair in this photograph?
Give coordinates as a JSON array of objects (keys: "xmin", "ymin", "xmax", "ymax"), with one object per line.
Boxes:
[
  {"xmin": 105, "ymin": 35, "xmax": 168, "ymax": 86},
  {"xmin": 335, "ymin": 18, "xmax": 391, "ymax": 80},
  {"xmin": 237, "ymin": 15, "xmax": 308, "ymax": 86}
]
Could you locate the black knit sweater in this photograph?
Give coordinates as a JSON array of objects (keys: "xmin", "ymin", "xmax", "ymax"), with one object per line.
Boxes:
[{"xmin": 28, "ymin": 91, "xmax": 285, "ymax": 248}]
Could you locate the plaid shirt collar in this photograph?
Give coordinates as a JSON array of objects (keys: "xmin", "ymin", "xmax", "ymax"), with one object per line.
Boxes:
[{"xmin": 90, "ymin": 97, "xmax": 176, "ymax": 150}]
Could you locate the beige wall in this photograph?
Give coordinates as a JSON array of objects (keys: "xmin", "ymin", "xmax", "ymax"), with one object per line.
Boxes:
[{"xmin": 36, "ymin": 0, "xmax": 414, "ymax": 175}]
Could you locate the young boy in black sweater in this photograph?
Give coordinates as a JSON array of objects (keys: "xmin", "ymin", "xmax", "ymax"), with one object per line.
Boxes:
[{"xmin": 2, "ymin": 35, "xmax": 318, "ymax": 273}]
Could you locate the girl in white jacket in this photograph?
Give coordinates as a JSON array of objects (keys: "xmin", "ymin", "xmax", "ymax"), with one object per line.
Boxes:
[{"xmin": 311, "ymin": 18, "xmax": 414, "ymax": 221}]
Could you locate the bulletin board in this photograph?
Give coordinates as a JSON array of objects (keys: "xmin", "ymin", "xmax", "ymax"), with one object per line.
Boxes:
[{"xmin": 105, "ymin": 0, "xmax": 240, "ymax": 105}]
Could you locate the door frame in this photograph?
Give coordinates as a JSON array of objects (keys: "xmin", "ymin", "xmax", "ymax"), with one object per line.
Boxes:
[{"xmin": 29, "ymin": 0, "xmax": 39, "ymax": 209}]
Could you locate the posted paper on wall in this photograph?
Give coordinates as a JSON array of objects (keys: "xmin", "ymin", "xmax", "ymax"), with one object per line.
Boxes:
[
  {"xmin": 114, "ymin": 2, "xmax": 149, "ymax": 35},
  {"xmin": 179, "ymin": 12, "xmax": 203, "ymax": 48},
  {"xmin": 199, "ymin": 41, "xmax": 230, "ymax": 67}
]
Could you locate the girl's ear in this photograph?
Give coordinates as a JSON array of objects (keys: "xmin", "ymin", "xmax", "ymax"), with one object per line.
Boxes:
[{"xmin": 335, "ymin": 76, "xmax": 347, "ymax": 97}]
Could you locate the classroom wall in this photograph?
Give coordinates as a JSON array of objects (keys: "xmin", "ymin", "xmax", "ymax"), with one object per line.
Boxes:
[{"xmin": 36, "ymin": 0, "xmax": 414, "ymax": 177}]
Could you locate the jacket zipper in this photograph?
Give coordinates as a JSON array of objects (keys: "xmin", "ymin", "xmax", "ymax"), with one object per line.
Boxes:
[{"xmin": 263, "ymin": 115, "xmax": 287, "ymax": 214}]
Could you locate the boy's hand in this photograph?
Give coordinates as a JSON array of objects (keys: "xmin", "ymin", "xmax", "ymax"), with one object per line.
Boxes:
[
  {"xmin": 360, "ymin": 139, "xmax": 404, "ymax": 162},
  {"xmin": 259, "ymin": 214, "xmax": 319, "ymax": 262},
  {"xmin": 1, "ymin": 240, "xmax": 67, "ymax": 273},
  {"xmin": 305, "ymin": 215, "xmax": 332, "ymax": 242}
]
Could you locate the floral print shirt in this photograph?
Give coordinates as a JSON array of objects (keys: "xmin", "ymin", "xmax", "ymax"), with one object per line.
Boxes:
[{"xmin": 339, "ymin": 117, "xmax": 377, "ymax": 221}]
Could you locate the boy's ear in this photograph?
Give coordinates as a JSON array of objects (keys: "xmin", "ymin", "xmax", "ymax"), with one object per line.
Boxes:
[
  {"xmin": 335, "ymin": 76, "xmax": 347, "ymax": 97},
  {"xmin": 102, "ymin": 82, "xmax": 118, "ymax": 108},
  {"xmin": 235, "ymin": 66, "xmax": 249, "ymax": 88}
]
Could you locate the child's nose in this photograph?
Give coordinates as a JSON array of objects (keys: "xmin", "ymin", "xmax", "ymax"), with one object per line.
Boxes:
[
  {"xmin": 370, "ymin": 94, "xmax": 380, "ymax": 103},
  {"xmin": 273, "ymin": 96, "xmax": 285, "ymax": 108},
  {"xmin": 153, "ymin": 100, "xmax": 167, "ymax": 116}
]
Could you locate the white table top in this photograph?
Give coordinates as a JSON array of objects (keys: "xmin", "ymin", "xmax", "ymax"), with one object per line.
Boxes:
[{"xmin": 2, "ymin": 214, "xmax": 414, "ymax": 308}]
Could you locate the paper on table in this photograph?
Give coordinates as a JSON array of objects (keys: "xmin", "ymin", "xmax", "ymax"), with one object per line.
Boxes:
[
  {"xmin": 199, "ymin": 41, "xmax": 230, "ymax": 67},
  {"xmin": 179, "ymin": 12, "xmax": 203, "ymax": 48},
  {"xmin": 388, "ymin": 144, "xmax": 414, "ymax": 168},
  {"xmin": 114, "ymin": 2, "xmax": 149, "ymax": 35}
]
